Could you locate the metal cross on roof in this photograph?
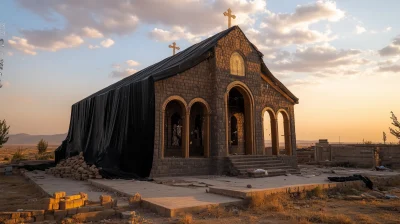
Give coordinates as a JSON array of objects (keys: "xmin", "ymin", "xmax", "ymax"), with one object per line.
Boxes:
[
  {"xmin": 168, "ymin": 42, "xmax": 180, "ymax": 55},
  {"xmin": 223, "ymin": 8, "xmax": 236, "ymax": 28}
]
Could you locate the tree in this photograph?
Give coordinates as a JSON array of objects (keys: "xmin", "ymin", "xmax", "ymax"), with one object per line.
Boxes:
[
  {"xmin": 0, "ymin": 119, "xmax": 10, "ymax": 148},
  {"xmin": 389, "ymin": 111, "xmax": 400, "ymax": 140},
  {"xmin": 383, "ymin": 131, "xmax": 387, "ymax": 144},
  {"xmin": 37, "ymin": 139, "xmax": 48, "ymax": 154}
]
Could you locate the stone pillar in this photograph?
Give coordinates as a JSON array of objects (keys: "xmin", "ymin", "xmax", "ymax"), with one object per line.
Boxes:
[
  {"xmin": 184, "ymin": 112, "xmax": 190, "ymax": 158},
  {"xmin": 271, "ymin": 118, "xmax": 279, "ymax": 155}
]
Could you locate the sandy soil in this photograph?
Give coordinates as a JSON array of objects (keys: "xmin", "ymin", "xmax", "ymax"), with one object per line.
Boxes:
[{"xmin": 0, "ymin": 175, "xmax": 46, "ymax": 211}]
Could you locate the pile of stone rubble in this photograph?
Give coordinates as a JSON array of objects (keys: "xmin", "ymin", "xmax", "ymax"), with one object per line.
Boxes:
[{"xmin": 45, "ymin": 152, "xmax": 102, "ymax": 180}]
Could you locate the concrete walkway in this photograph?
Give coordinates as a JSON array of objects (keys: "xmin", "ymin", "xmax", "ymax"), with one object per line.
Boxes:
[
  {"xmin": 24, "ymin": 171, "xmax": 105, "ymax": 201},
  {"xmin": 89, "ymin": 179, "xmax": 242, "ymax": 216}
]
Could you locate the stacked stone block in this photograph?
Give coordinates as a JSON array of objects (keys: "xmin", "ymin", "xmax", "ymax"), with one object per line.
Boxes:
[
  {"xmin": 0, "ymin": 193, "xmax": 119, "ymax": 223},
  {"xmin": 45, "ymin": 152, "xmax": 102, "ymax": 180}
]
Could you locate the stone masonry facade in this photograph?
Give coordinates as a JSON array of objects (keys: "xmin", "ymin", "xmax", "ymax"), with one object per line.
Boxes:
[{"xmin": 150, "ymin": 27, "xmax": 298, "ymax": 177}]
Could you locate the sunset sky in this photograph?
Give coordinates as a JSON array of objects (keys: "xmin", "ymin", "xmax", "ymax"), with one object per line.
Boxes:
[{"xmin": 1, "ymin": 0, "xmax": 399, "ymax": 143}]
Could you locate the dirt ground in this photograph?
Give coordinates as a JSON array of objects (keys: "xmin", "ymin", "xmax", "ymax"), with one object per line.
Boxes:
[
  {"xmin": 0, "ymin": 174, "xmax": 399, "ymax": 224},
  {"xmin": 0, "ymin": 175, "xmax": 47, "ymax": 211},
  {"xmin": 0, "ymin": 144, "xmax": 57, "ymax": 164}
]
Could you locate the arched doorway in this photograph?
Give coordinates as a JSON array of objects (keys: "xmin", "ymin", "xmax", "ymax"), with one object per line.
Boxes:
[
  {"xmin": 188, "ymin": 100, "xmax": 210, "ymax": 157},
  {"xmin": 262, "ymin": 108, "xmax": 278, "ymax": 155},
  {"xmin": 164, "ymin": 99, "xmax": 187, "ymax": 157},
  {"xmin": 277, "ymin": 109, "xmax": 292, "ymax": 155},
  {"xmin": 226, "ymin": 83, "xmax": 254, "ymax": 155}
]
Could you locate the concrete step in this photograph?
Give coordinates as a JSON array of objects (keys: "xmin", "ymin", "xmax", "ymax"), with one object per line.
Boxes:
[
  {"xmin": 231, "ymin": 161, "xmax": 284, "ymax": 167},
  {"xmin": 235, "ymin": 165, "xmax": 291, "ymax": 170},
  {"xmin": 229, "ymin": 158, "xmax": 282, "ymax": 163},
  {"xmin": 231, "ymin": 160, "xmax": 283, "ymax": 165}
]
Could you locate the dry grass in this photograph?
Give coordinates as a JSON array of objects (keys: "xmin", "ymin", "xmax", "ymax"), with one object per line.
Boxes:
[
  {"xmin": 248, "ymin": 193, "xmax": 290, "ymax": 213},
  {"xmin": 178, "ymin": 213, "xmax": 193, "ymax": 224},
  {"xmin": 0, "ymin": 144, "xmax": 57, "ymax": 164},
  {"xmin": 354, "ymin": 214, "xmax": 377, "ymax": 224},
  {"xmin": 306, "ymin": 212, "xmax": 354, "ymax": 224}
]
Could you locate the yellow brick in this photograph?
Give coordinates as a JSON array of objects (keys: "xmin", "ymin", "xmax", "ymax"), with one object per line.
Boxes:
[
  {"xmin": 79, "ymin": 192, "xmax": 88, "ymax": 200},
  {"xmin": 65, "ymin": 195, "xmax": 81, "ymax": 201},
  {"xmin": 100, "ymin": 195, "xmax": 112, "ymax": 204},
  {"xmin": 52, "ymin": 203, "xmax": 59, "ymax": 210},
  {"xmin": 73, "ymin": 199, "xmax": 84, "ymax": 208},
  {"xmin": 59, "ymin": 201, "xmax": 74, "ymax": 210},
  {"xmin": 53, "ymin": 192, "xmax": 66, "ymax": 199}
]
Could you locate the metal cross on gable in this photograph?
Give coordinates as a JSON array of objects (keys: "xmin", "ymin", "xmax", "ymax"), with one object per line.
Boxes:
[
  {"xmin": 223, "ymin": 8, "xmax": 236, "ymax": 28},
  {"xmin": 168, "ymin": 42, "xmax": 180, "ymax": 55}
]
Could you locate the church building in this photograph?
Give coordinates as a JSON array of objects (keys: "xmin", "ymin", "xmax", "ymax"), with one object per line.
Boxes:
[{"xmin": 56, "ymin": 25, "xmax": 299, "ymax": 178}]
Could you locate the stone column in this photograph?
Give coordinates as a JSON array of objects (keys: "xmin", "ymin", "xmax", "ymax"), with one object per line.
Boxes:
[{"xmin": 271, "ymin": 118, "xmax": 279, "ymax": 156}]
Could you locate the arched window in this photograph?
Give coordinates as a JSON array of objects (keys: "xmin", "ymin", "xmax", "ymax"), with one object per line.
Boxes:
[{"xmin": 230, "ymin": 52, "xmax": 245, "ymax": 76}]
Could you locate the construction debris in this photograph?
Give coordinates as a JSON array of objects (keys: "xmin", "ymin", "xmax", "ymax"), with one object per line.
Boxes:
[{"xmin": 45, "ymin": 152, "xmax": 102, "ymax": 180}]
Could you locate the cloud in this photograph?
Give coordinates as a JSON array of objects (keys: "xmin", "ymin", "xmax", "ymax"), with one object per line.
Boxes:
[
  {"xmin": 379, "ymin": 64, "xmax": 400, "ymax": 73},
  {"xmin": 149, "ymin": 26, "xmax": 204, "ymax": 43},
  {"xmin": 126, "ymin": 60, "xmax": 139, "ymax": 67},
  {"xmin": 8, "ymin": 31, "xmax": 84, "ymax": 55},
  {"xmin": 284, "ymin": 79, "xmax": 320, "ymax": 87},
  {"xmin": 385, "ymin": 27, "xmax": 392, "ymax": 32},
  {"xmin": 8, "ymin": 36, "xmax": 37, "ymax": 55},
  {"xmin": 100, "ymin": 38, "xmax": 114, "ymax": 48},
  {"xmin": 110, "ymin": 68, "xmax": 137, "ymax": 78},
  {"xmin": 269, "ymin": 43, "xmax": 366, "ymax": 73},
  {"xmin": 7, "ymin": 52, "xmax": 13, "ymax": 56},
  {"xmin": 88, "ymin": 45, "xmax": 100, "ymax": 49},
  {"xmin": 379, "ymin": 36, "xmax": 400, "ymax": 56},
  {"xmin": 355, "ymin": 25, "xmax": 366, "ymax": 34},
  {"xmin": 248, "ymin": 0, "xmax": 344, "ymax": 50},
  {"xmin": 82, "ymin": 27, "xmax": 104, "ymax": 38},
  {"xmin": 112, "ymin": 63, "xmax": 121, "ymax": 69}
]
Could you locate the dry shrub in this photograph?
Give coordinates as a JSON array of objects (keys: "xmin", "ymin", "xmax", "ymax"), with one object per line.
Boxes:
[
  {"xmin": 307, "ymin": 186, "xmax": 325, "ymax": 198},
  {"xmin": 307, "ymin": 212, "xmax": 354, "ymax": 224},
  {"xmin": 11, "ymin": 148, "xmax": 25, "ymax": 161},
  {"xmin": 296, "ymin": 218, "xmax": 312, "ymax": 224},
  {"xmin": 354, "ymin": 214, "xmax": 376, "ymax": 224},
  {"xmin": 35, "ymin": 152, "xmax": 54, "ymax": 160},
  {"xmin": 248, "ymin": 193, "xmax": 288, "ymax": 212},
  {"xmin": 178, "ymin": 213, "xmax": 193, "ymax": 224},
  {"xmin": 198, "ymin": 206, "xmax": 230, "ymax": 219}
]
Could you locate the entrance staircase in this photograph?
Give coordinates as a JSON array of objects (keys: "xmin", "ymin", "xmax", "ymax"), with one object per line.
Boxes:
[{"xmin": 227, "ymin": 155, "xmax": 300, "ymax": 177}]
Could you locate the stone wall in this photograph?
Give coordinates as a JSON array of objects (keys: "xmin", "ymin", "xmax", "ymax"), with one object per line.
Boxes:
[
  {"xmin": 151, "ymin": 157, "xmax": 228, "ymax": 177},
  {"xmin": 315, "ymin": 143, "xmax": 400, "ymax": 168},
  {"xmin": 379, "ymin": 146, "xmax": 400, "ymax": 168}
]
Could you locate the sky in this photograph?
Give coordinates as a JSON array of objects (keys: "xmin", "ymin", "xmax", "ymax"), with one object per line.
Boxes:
[{"xmin": 0, "ymin": 0, "xmax": 399, "ymax": 143}]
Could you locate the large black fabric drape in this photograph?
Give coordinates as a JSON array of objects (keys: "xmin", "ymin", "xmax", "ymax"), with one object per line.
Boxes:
[{"xmin": 55, "ymin": 78, "xmax": 155, "ymax": 178}]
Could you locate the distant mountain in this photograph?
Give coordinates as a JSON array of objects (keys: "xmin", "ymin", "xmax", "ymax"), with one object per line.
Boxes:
[{"xmin": 6, "ymin": 133, "xmax": 67, "ymax": 145}]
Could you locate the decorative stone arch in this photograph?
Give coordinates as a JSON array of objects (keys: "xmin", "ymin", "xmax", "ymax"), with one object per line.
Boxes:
[
  {"xmin": 230, "ymin": 51, "xmax": 245, "ymax": 76},
  {"xmin": 276, "ymin": 109, "xmax": 292, "ymax": 156},
  {"xmin": 225, "ymin": 81, "xmax": 256, "ymax": 155},
  {"xmin": 261, "ymin": 107, "xmax": 278, "ymax": 155},
  {"xmin": 188, "ymin": 98, "xmax": 211, "ymax": 158},
  {"xmin": 161, "ymin": 95, "xmax": 189, "ymax": 159}
]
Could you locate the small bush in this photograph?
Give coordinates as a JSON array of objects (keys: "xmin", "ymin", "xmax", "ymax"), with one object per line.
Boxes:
[
  {"xmin": 308, "ymin": 186, "xmax": 325, "ymax": 198},
  {"xmin": 12, "ymin": 148, "xmax": 25, "ymax": 161},
  {"xmin": 37, "ymin": 139, "xmax": 48, "ymax": 154},
  {"xmin": 3, "ymin": 156, "xmax": 9, "ymax": 161}
]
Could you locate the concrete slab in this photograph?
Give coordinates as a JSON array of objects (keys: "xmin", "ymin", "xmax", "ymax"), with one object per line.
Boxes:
[
  {"xmin": 24, "ymin": 171, "xmax": 105, "ymax": 201},
  {"xmin": 154, "ymin": 167, "xmax": 400, "ymax": 199},
  {"xmin": 89, "ymin": 179, "xmax": 242, "ymax": 217}
]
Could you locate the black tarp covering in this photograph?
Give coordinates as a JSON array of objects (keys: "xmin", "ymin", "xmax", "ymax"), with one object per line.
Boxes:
[{"xmin": 55, "ymin": 26, "xmax": 299, "ymax": 178}]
